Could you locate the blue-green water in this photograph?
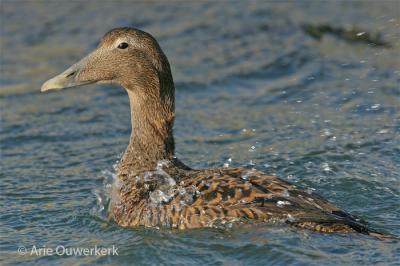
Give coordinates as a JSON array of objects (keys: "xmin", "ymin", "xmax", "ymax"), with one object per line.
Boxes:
[{"xmin": 1, "ymin": 1, "xmax": 399, "ymax": 265}]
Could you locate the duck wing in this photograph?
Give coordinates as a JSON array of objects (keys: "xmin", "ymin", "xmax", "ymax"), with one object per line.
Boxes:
[{"xmin": 170, "ymin": 167, "xmax": 378, "ymax": 234}]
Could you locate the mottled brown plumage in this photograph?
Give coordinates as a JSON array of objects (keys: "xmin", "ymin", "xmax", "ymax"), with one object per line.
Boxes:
[
  {"xmin": 41, "ymin": 27, "xmax": 397, "ymax": 240},
  {"xmin": 109, "ymin": 163, "xmax": 367, "ymax": 234}
]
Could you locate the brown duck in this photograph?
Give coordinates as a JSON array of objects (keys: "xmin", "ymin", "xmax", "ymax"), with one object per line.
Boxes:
[{"xmin": 41, "ymin": 27, "xmax": 395, "ymax": 239}]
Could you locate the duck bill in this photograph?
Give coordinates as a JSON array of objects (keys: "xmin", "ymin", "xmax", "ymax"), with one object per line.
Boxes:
[{"xmin": 41, "ymin": 58, "xmax": 94, "ymax": 92}]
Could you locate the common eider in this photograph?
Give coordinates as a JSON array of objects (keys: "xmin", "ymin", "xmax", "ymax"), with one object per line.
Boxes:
[{"xmin": 41, "ymin": 27, "xmax": 397, "ymax": 240}]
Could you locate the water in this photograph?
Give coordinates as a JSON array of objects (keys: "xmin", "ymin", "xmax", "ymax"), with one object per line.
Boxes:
[{"xmin": 1, "ymin": 1, "xmax": 399, "ymax": 265}]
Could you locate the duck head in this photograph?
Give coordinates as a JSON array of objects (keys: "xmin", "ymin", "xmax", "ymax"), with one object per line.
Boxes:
[{"xmin": 41, "ymin": 27, "xmax": 173, "ymax": 94}]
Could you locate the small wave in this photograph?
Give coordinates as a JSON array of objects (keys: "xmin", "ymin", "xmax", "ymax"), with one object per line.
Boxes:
[{"xmin": 91, "ymin": 168, "xmax": 116, "ymax": 220}]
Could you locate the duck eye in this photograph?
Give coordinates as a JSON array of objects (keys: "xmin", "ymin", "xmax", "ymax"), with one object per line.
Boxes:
[{"xmin": 118, "ymin": 42, "xmax": 129, "ymax": 49}]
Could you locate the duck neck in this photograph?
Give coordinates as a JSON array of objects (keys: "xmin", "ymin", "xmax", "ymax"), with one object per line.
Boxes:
[{"xmin": 118, "ymin": 77, "xmax": 175, "ymax": 174}]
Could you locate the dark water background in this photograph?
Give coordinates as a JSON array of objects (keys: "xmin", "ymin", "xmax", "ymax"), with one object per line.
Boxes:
[{"xmin": 1, "ymin": 1, "xmax": 399, "ymax": 265}]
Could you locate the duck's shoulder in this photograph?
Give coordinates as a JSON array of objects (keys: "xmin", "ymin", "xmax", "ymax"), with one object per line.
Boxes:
[
  {"xmin": 178, "ymin": 167, "xmax": 290, "ymax": 201},
  {"xmin": 180, "ymin": 166, "xmax": 293, "ymax": 195}
]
